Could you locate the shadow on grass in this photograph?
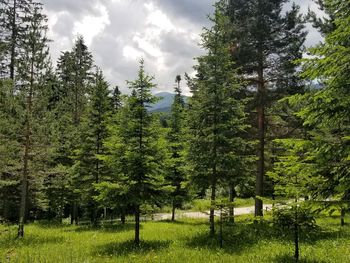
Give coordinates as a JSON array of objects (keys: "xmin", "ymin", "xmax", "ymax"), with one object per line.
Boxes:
[
  {"xmin": 34, "ymin": 221, "xmax": 73, "ymax": 229},
  {"xmin": 65, "ymin": 222, "xmax": 136, "ymax": 233},
  {"xmin": 185, "ymin": 223, "xmax": 262, "ymax": 254},
  {"xmin": 157, "ymin": 219, "xmax": 208, "ymax": 226},
  {"xmin": 273, "ymin": 254, "xmax": 327, "ymax": 263},
  {"xmin": 94, "ymin": 240, "xmax": 171, "ymax": 256},
  {"xmin": 0, "ymin": 234, "xmax": 64, "ymax": 249},
  {"xmin": 186, "ymin": 220, "xmax": 350, "ymax": 255}
]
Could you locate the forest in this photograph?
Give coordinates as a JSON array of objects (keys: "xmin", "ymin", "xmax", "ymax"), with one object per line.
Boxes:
[{"xmin": 0, "ymin": 0, "xmax": 349, "ymax": 262}]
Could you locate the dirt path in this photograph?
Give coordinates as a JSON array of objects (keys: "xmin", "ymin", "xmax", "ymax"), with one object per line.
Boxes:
[{"xmin": 153, "ymin": 204, "xmax": 273, "ymax": 220}]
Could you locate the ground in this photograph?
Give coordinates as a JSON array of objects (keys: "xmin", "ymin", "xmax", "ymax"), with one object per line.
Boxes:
[{"xmin": 1, "ymin": 214, "xmax": 350, "ymax": 263}]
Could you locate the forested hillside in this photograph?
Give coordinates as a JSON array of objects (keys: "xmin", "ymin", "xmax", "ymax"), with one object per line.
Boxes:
[{"xmin": 0, "ymin": 0, "xmax": 349, "ymax": 262}]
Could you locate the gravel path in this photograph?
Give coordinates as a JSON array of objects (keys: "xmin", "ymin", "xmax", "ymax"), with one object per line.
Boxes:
[{"xmin": 153, "ymin": 204, "xmax": 273, "ymax": 221}]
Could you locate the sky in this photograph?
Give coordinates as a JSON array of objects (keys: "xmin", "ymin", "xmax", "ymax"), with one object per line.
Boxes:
[{"xmin": 41, "ymin": 0, "xmax": 323, "ymax": 95}]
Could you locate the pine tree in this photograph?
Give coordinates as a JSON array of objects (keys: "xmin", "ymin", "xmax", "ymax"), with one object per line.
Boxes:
[
  {"xmin": 226, "ymin": 0, "xmax": 307, "ymax": 216},
  {"xmin": 102, "ymin": 60, "xmax": 167, "ymax": 245},
  {"xmin": 0, "ymin": 0, "xmax": 33, "ymax": 80},
  {"xmin": 292, "ymin": 0, "xmax": 350, "ymax": 222},
  {"xmin": 0, "ymin": 79, "xmax": 22, "ymax": 221},
  {"xmin": 54, "ymin": 36, "xmax": 94, "ymax": 224},
  {"xmin": 111, "ymin": 85, "xmax": 122, "ymax": 111},
  {"xmin": 16, "ymin": 1, "xmax": 50, "ymax": 237},
  {"xmin": 166, "ymin": 75, "xmax": 189, "ymax": 221},
  {"xmin": 188, "ymin": 2, "xmax": 248, "ymax": 236},
  {"xmin": 268, "ymin": 140, "xmax": 314, "ymax": 261},
  {"xmin": 73, "ymin": 69, "xmax": 112, "ymax": 225}
]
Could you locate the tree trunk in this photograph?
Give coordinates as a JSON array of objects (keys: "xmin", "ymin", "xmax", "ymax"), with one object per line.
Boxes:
[
  {"xmin": 121, "ymin": 208, "xmax": 126, "ymax": 224},
  {"xmin": 229, "ymin": 184, "xmax": 235, "ymax": 223},
  {"xmin": 341, "ymin": 208, "xmax": 346, "ymax": 226},
  {"xmin": 219, "ymin": 206, "xmax": 223, "ymax": 248},
  {"xmin": 92, "ymin": 131, "xmax": 101, "ymax": 226},
  {"xmin": 18, "ymin": 45, "xmax": 34, "ymax": 238},
  {"xmin": 18, "ymin": 165, "xmax": 28, "ymax": 238},
  {"xmin": 171, "ymin": 201, "xmax": 176, "ymax": 221},
  {"xmin": 294, "ymin": 208, "xmax": 299, "ymax": 262},
  {"xmin": 255, "ymin": 61, "xmax": 265, "ymax": 217},
  {"xmin": 72, "ymin": 201, "xmax": 78, "ymax": 225},
  {"xmin": 209, "ymin": 171, "xmax": 216, "ymax": 236},
  {"xmin": 134, "ymin": 205, "xmax": 140, "ymax": 245}
]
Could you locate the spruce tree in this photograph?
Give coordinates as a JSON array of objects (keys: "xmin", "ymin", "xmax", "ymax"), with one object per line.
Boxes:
[
  {"xmin": 188, "ymin": 2, "xmax": 248, "ymax": 236},
  {"xmin": 54, "ymin": 36, "xmax": 94, "ymax": 224},
  {"xmin": 226, "ymin": 0, "xmax": 307, "ymax": 216},
  {"xmin": 291, "ymin": 0, "xmax": 350, "ymax": 222},
  {"xmin": 111, "ymin": 85, "xmax": 122, "ymax": 112},
  {"xmin": 73, "ymin": 69, "xmax": 112, "ymax": 224},
  {"xmin": 16, "ymin": 1, "xmax": 50, "ymax": 237},
  {"xmin": 102, "ymin": 60, "xmax": 166, "ymax": 245},
  {"xmin": 166, "ymin": 75, "xmax": 188, "ymax": 221},
  {"xmin": 0, "ymin": 0, "xmax": 34, "ymax": 81},
  {"xmin": 0, "ymin": 79, "xmax": 22, "ymax": 221}
]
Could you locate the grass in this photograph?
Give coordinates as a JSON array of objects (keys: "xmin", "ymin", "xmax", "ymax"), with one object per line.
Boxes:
[
  {"xmin": 189, "ymin": 197, "xmax": 286, "ymax": 212},
  {"xmin": 1, "ymin": 214, "xmax": 350, "ymax": 263}
]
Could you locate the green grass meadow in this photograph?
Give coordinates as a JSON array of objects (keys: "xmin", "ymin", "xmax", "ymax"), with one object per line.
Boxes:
[{"xmin": 1, "ymin": 215, "xmax": 350, "ymax": 263}]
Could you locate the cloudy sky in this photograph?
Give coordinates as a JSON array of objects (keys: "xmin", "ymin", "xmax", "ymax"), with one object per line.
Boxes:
[{"xmin": 41, "ymin": 0, "xmax": 322, "ymax": 95}]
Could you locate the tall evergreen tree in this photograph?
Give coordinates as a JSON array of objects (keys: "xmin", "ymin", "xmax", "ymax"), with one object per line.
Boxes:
[
  {"xmin": 166, "ymin": 75, "xmax": 188, "ymax": 221},
  {"xmin": 73, "ymin": 70, "xmax": 112, "ymax": 224},
  {"xmin": 16, "ymin": 1, "xmax": 50, "ymax": 237},
  {"xmin": 102, "ymin": 60, "xmax": 166, "ymax": 245},
  {"xmin": 54, "ymin": 36, "xmax": 94, "ymax": 224},
  {"xmin": 0, "ymin": 79, "xmax": 22, "ymax": 221},
  {"xmin": 290, "ymin": 0, "xmax": 350, "ymax": 219},
  {"xmin": 0, "ymin": 0, "xmax": 33, "ymax": 81},
  {"xmin": 111, "ymin": 85, "xmax": 122, "ymax": 112},
  {"xmin": 226, "ymin": 0, "xmax": 307, "ymax": 216},
  {"xmin": 188, "ymin": 2, "xmax": 248, "ymax": 236}
]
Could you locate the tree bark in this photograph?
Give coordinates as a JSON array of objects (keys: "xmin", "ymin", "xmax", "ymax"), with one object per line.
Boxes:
[
  {"xmin": 229, "ymin": 184, "xmax": 235, "ymax": 223},
  {"xmin": 171, "ymin": 202, "xmax": 176, "ymax": 221},
  {"xmin": 121, "ymin": 208, "xmax": 126, "ymax": 224},
  {"xmin": 134, "ymin": 205, "xmax": 140, "ymax": 245},
  {"xmin": 18, "ymin": 43, "xmax": 34, "ymax": 238},
  {"xmin": 255, "ymin": 60, "xmax": 265, "ymax": 217},
  {"xmin": 72, "ymin": 201, "xmax": 78, "ymax": 225},
  {"xmin": 294, "ymin": 208, "xmax": 299, "ymax": 262},
  {"xmin": 209, "ymin": 170, "xmax": 216, "ymax": 236},
  {"xmin": 219, "ymin": 206, "xmax": 223, "ymax": 248},
  {"xmin": 341, "ymin": 208, "xmax": 346, "ymax": 226}
]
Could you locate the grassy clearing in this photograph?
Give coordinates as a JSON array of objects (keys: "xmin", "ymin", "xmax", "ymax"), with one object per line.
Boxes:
[
  {"xmin": 1, "ymin": 215, "xmax": 350, "ymax": 263},
  {"xmin": 189, "ymin": 198, "xmax": 256, "ymax": 212}
]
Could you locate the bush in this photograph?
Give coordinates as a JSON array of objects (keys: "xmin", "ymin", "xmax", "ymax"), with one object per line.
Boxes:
[{"xmin": 273, "ymin": 206, "xmax": 316, "ymax": 230}]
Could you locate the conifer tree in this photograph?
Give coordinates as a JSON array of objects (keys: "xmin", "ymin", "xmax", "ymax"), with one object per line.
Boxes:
[
  {"xmin": 268, "ymin": 139, "xmax": 320, "ymax": 261},
  {"xmin": 0, "ymin": 79, "xmax": 22, "ymax": 221},
  {"xmin": 54, "ymin": 36, "xmax": 94, "ymax": 224},
  {"xmin": 291, "ymin": 0, "xmax": 350, "ymax": 221},
  {"xmin": 111, "ymin": 85, "xmax": 122, "ymax": 111},
  {"xmin": 166, "ymin": 75, "xmax": 188, "ymax": 221},
  {"xmin": 73, "ymin": 70, "xmax": 112, "ymax": 224},
  {"xmin": 226, "ymin": 0, "xmax": 307, "ymax": 216},
  {"xmin": 188, "ymin": 2, "xmax": 248, "ymax": 235},
  {"xmin": 16, "ymin": 1, "xmax": 50, "ymax": 237},
  {"xmin": 101, "ymin": 60, "xmax": 167, "ymax": 245},
  {"xmin": 0, "ymin": 0, "xmax": 33, "ymax": 80}
]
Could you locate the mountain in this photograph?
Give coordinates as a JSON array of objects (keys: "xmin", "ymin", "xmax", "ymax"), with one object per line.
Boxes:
[{"xmin": 149, "ymin": 92, "xmax": 188, "ymax": 113}]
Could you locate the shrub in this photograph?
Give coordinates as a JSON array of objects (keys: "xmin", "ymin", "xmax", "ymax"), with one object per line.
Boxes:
[{"xmin": 273, "ymin": 205, "xmax": 316, "ymax": 230}]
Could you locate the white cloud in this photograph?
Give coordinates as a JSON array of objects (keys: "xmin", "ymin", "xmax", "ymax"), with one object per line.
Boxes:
[
  {"xmin": 43, "ymin": 0, "xmax": 323, "ymax": 95},
  {"xmin": 72, "ymin": 3, "xmax": 110, "ymax": 45},
  {"xmin": 123, "ymin": 46, "xmax": 144, "ymax": 61}
]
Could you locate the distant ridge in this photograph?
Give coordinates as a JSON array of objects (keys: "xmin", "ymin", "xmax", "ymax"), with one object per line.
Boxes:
[{"xmin": 149, "ymin": 92, "xmax": 188, "ymax": 113}]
